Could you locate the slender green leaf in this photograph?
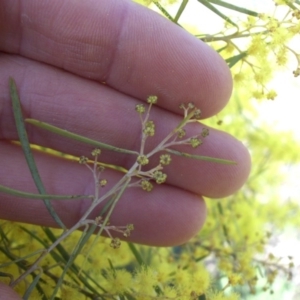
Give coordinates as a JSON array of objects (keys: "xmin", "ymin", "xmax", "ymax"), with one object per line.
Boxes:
[
  {"xmin": 49, "ymin": 228, "xmax": 93, "ymax": 300},
  {"xmin": 286, "ymin": 1, "xmax": 298, "ymax": 10},
  {"xmin": 23, "ymin": 272, "xmax": 42, "ymax": 300},
  {"xmin": 0, "ymin": 184, "xmax": 92, "ymax": 200},
  {"xmin": 225, "ymin": 52, "xmax": 247, "ymax": 68},
  {"xmin": 197, "ymin": 0, "xmax": 237, "ymax": 27},
  {"xmin": 217, "ymin": 202, "xmax": 231, "ymax": 245},
  {"xmin": 78, "ymin": 194, "xmax": 119, "ymax": 272},
  {"xmin": 25, "ymin": 118, "xmax": 138, "ymax": 155},
  {"xmin": 48, "ymin": 180, "xmax": 127, "ymax": 300},
  {"xmin": 208, "ymin": 0, "xmax": 259, "ymax": 17},
  {"xmin": 98, "ymin": 195, "xmax": 117, "ymax": 216},
  {"xmin": 216, "ymin": 44, "xmax": 229, "ymax": 53},
  {"xmin": 77, "ymin": 178, "xmax": 131, "ymax": 287},
  {"xmin": 124, "ymin": 293, "xmax": 137, "ymax": 300},
  {"xmin": 165, "ymin": 149, "xmax": 236, "ymax": 164},
  {"xmin": 9, "ymin": 78, "xmax": 66, "ymax": 229},
  {"xmin": 43, "ymin": 226, "xmax": 79, "ymax": 266},
  {"xmin": 48, "ymin": 221, "xmax": 107, "ymax": 298},
  {"xmin": 20, "ymin": 226, "xmax": 50, "ymax": 248},
  {"xmin": 42, "ymin": 270, "xmax": 97, "ymax": 299},
  {"xmin": 199, "ymin": 294, "xmax": 206, "ymax": 300},
  {"xmin": 217, "ymin": 201, "xmax": 224, "ymax": 214},
  {"xmin": 0, "ymin": 246, "xmax": 47, "ymax": 299},
  {"xmin": 21, "ymin": 228, "xmax": 82, "ymax": 290},
  {"xmin": 0, "ymin": 248, "xmax": 44, "ymax": 268},
  {"xmin": 0, "ymin": 225, "xmax": 10, "ymax": 244},
  {"xmin": 195, "ymin": 254, "xmax": 210, "ymax": 262},
  {"xmin": 107, "ymin": 258, "xmax": 116, "ymax": 276},
  {"xmin": 25, "ymin": 226, "xmax": 105, "ymax": 294},
  {"xmin": 43, "ymin": 228, "xmax": 106, "ymax": 293},
  {"xmin": 153, "ymin": 1, "xmax": 174, "ymax": 21},
  {"xmin": 127, "ymin": 243, "xmax": 145, "ymax": 267},
  {"xmin": 174, "ymin": 0, "xmax": 189, "ymax": 23},
  {"xmin": 0, "ymin": 271, "xmax": 14, "ymax": 283}
]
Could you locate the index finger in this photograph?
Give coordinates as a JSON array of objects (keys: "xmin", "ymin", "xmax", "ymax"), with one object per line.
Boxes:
[
  {"xmin": 0, "ymin": 283, "xmax": 21, "ymax": 300},
  {"xmin": 0, "ymin": 0, "xmax": 232, "ymax": 118}
]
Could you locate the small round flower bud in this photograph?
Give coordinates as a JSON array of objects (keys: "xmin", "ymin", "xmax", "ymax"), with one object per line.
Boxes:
[
  {"xmin": 188, "ymin": 102, "xmax": 195, "ymax": 109},
  {"xmin": 160, "ymin": 154, "xmax": 171, "ymax": 165},
  {"xmin": 95, "ymin": 216, "xmax": 102, "ymax": 224},
  {"xmin": 293, "ymin": 68, "xmax": 300, "ymax": 77},
  {"xmin": 193, "ymin": 109, "xmax": 201, "ymax": 119},
  {"xmin": 97, "ymin": 166, "xmax": 105, "ymax": 172},
  {"xmin": 147, "ymin": 95, "xmax": 158, "ymax": 104},
  {"xmin": 79, "ymin": 156, "xmax": 88, "ymax": 164},
  {"xmin": 99, "ymin": 179, "xmax": 107, "ymax": 187},
  {"xmin": 137, "ymin": 155, "xmax": 149, "ymax": 166},
  {"xmin": 91, "ymin": 149, "xmax": 101, "ymax": 156},
  {"xmin": 143, "ymin": 120, "xmax": 155, "ymax": 136},
  {"xmin": 141, "ymin": 180, "xmax": 153, "ymax": 192},
  {"xmin": 110, "ymin": 238, "xmax": 121, "ymax": 249},
  {"xmin": 190, "ymin": 138, "xmax": 203, "ymax": 148},
  {"xmin": 153, "ymin": 171, "xmax": 167, "ymax": 184},
  {"xmin": 135, "ymin": 104, "xmax": 146, "ymax": 114},
  {"xmin": 123, "ymin": 224, "xmax": 134, "ymax": 237},
  {"xmin": 266, "ymin": 90, "xmax": 277, "ymax": 100},
  {"xmin": 201, "ymin": 128, "xmax": 209, "ymax": 138},
  {"xmin": 177, "ymin": 128, "xmax": 186, "ymax": 138}
]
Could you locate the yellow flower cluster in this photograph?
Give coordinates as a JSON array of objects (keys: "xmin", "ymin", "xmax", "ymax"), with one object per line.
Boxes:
[
  {"xmin": 1, "ymin": 218, "xmax": 258, "ymax": 299},
  {"xmin": 198, "ymin": 8, "xmax": 299, "ymax": 101}
]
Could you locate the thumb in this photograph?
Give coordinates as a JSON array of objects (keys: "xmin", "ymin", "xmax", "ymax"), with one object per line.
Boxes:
[{"xmin": 0, "ymin": 283, "xmax": 22, "ymax": 300}]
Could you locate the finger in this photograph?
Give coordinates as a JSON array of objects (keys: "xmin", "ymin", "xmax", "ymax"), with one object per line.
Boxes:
[
  {"xmin": 0, "ymin": 283, "xmax": 22, "ymax": 300},
  {"xmin": 0, "ymin": 142, "xmax": 206, "ymax": 246},
  {"xmin": 0, "ymin": 56, "xmax": 250, "ymax": 198},
  {"xmin": 0, "ymin": 0, "xmax": 232, "ymax": 118}
]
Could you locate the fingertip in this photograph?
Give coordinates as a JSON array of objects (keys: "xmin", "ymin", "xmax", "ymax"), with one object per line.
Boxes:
[
  {"xmin": 201, "ymin": 130, "xmax": 251, "ymax": 198},
  {"xmin": 0, "ymin": 283, "xmax": 22, "ymax": 300},
  {"xmin": 113, "ymin": 4, "xmax": 234, "ymax": 117},
  {"xmin": 105, "ymin": 188, "xmax": 207, "ymax": 247}
]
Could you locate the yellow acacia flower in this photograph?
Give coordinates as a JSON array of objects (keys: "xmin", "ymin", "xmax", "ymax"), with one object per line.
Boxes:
[
  {"xmin": 266, "ymin": 90, "xmax": 277, "ymax": 100},
  {"xmin": 106, "ymin": 269, "xmax": 132, "ymax": 294}
]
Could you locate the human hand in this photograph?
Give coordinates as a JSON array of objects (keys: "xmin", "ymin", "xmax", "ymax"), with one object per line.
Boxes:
[
  {"xmin": 0, "ymin": 0, "xmax": 250, "ymax": 250},
  {"xmin": 0, "ymin": 1, "xmax": 251, "ymax": 297},
  {"xmin": 0, "ymin": 283, "xmax": 22, "ymax": 300}
]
